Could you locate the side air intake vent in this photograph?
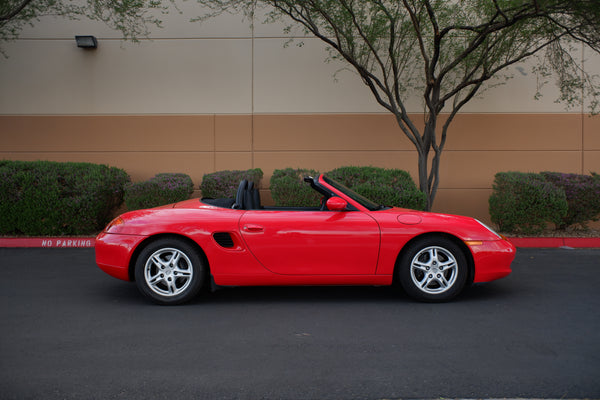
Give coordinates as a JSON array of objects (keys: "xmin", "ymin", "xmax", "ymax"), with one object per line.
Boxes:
[{"xmin": 213, "ymin": 232, "xmax": 234, "ymax": 248}]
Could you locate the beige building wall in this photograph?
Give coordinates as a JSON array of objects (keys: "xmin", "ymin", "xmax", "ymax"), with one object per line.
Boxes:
[{"xmin": 1, "ymin": 6, "xmax": 599, "ymax": 223}]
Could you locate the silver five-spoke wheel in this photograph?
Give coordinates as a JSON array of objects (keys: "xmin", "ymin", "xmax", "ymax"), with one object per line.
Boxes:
[
  {"xmin": 135, "ymin": 238, "xmax": 206, "ymax": 305},
  {"xmin": 398, "ymin": 236, "xmax": 468, "ymax": 302},
  {"xmin": 410, "ymin": 246, "xmax": 458, "ymax": 295},
  {"xmin": 144, "ymin": 248, "xmax": 194, "ymax": 297}
]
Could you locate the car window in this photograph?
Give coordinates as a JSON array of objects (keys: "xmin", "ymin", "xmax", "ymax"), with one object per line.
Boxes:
[{"xmin": 322, "ymin": 176, "xmax": 383, "ymax": 211}]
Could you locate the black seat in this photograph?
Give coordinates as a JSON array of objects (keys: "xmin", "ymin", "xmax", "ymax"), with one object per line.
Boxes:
[
  {"xmin": 244, "ymin": 181, "xmax": 262, "ymax": 209},
  {"xmin": 233, "ymin": 180, "xmax": 262, "ymax": 210},
  {"xmin": 252, "ymin": 186, "xmax": 261, "ymax": 209},
  {"xmin": 233, "ymin": 180, "xmax": 247, "ymax": 209}
]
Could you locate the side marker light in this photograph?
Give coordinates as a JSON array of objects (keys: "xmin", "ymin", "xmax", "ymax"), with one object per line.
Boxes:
[{"xmin": 105, "ymin": 217, "xmax": 124, "ymax": 232}]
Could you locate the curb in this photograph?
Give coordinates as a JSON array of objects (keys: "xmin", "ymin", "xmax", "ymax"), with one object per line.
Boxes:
[
  {"xmin": 0, "ymin": 237, "xmax": 599, "ymax": 249},
  {"xmin": 0, "ymin": 237, "xmax": 96, "ymax": 248}
]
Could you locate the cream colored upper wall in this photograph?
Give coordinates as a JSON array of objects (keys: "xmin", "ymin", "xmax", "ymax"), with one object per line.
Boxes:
[
  {"xmin": 0, "ymin": 39, "xmax": 252, "ymax": 114},
  {"xmin": 16, "ymin": 3, "xmax": 251, "ymax": 39},
  {"xmin": 253, "ymin": 38, "xmax": 386, "ymax": 113},
  {"xmin": 1, "ymin": 4, "xmax": 597, "ymax": 115},
  {"xmin": 584, "ymin": 47, "xmax": 600, "ymax": 111}
]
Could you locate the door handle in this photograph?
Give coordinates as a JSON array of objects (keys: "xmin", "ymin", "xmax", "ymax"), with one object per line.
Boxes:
[{"xmin": 243, "ymin": 224, "xmax": 264, "ymax": 233}]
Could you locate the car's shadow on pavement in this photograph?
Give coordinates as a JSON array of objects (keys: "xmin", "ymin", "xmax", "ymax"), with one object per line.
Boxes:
[
  {"xmin": 460, "ymin": 280, "xmax": 517, "ymax": 302},
  {"xmin": 95, "ymin": 276, "xmax": 514, "ymax": 306},
  {"xmin": 206, "ymin": 285, "xmax": 407, "ymax": 304},
  {"xmin": 201, "ymin": 280, "xmax": 514, "ymax": 305}
]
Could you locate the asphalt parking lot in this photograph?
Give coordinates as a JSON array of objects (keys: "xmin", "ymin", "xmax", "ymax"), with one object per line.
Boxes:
[{"xmin": 0, "ymin": 247, "xmax": 599, "ymax": 400}]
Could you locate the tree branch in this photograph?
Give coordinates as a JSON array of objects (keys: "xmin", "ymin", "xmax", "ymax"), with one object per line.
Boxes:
[
  {"xmin": 0, "ymin": 0, "xmax": 35, "ymax": 21},
  {"xmin": 440, "ymin": 32, "xmax": 566, "ymax": 105}
]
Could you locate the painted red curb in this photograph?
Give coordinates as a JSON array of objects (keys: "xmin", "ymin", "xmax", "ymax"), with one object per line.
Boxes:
[
  {"xmin": 0, "ymin": 237, "xmax": 598, "ymax": 248},
  {"xmin": 562, "ymin": 237, "xmax": 600, "ymax": 248},
  {"xmin": 0, "ymin": 237, "xmax": 95, "ymax": 248}
]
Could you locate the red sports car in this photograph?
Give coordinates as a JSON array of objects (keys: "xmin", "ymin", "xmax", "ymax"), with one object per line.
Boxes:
[{"xmin": 96, "ymin": 175, "xmax": 515, "ymax": 305}]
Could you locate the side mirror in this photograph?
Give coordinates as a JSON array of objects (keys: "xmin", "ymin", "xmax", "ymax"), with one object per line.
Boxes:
[{"xmin": 326, "ymin": 197, "xmax": 347, "ymax": 211}]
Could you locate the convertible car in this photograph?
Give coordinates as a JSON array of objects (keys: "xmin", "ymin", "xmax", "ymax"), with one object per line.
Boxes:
[{"xmin": 96, "ymin": 175, "xmax": 515, "ymax": 305}]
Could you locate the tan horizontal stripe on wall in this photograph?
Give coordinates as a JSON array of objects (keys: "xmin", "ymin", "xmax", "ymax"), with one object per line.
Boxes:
[{"xmin": 1, "ymin": 113, "xmax": 598, "ymax": 222}]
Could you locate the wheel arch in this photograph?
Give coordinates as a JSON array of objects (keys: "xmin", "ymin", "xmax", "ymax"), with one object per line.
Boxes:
[
  {"xmin": 128, "ymin": 233, "xmax": 210, "ymax": 282},
  {"xmin": 393, "ymin": 232, "xmax": 475, "ymax": 286}
]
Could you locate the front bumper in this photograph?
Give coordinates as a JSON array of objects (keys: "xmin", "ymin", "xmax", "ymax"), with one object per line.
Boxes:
[
  {"xmin": 470, "ymin": 239, "xmax": 516, "ymax": 283},
  {"xmin": 95, "ymin": 232, "xmax": 147, "ymax": 281}
]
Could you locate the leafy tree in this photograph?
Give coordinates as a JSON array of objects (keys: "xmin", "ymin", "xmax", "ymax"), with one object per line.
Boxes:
[
  {"xmin": 0, "ymin": 0, "xmax": 171, "ymax": 54},
  {"xmin": 196, "ymin": 0, "xmax": 600, "ymax": 210}
]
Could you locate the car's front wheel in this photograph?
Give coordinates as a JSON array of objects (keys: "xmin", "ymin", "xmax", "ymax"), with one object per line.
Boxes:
[
  {"xmin": 134, "ymin": 238, "xmax": 206, "ymax": 305},
  {"xmin": 398, "ymin": 236, "xmax": 468, "ymax": 302}
]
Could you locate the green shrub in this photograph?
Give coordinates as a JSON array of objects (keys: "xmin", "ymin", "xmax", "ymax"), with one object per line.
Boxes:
[
  {"xmin": 270, "ymin": 168, "xmax": 321, "ymax": 207},
  {"xmin": 489, "ymin": 172, "xmax": 568, "ymax": 234},
  {"xmin": 540, "ymin": 171, "xmax": 600, "ymax": 229},
  {"xmin": 200, "ymin": 168, "xmax": 263, "ymax": 198},
  {"xmin": 125, "ymin": 173, "xmax": 194, "ymax": 211},
  {"xmin": 327, "ymin": 166, "xmax": 426, "ymax": 210},
  {"xmin": 0, "ymin": 160, "xmax": 129, "ymax": 235}
]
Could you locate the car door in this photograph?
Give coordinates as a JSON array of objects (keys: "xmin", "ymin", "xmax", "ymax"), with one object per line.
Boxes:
[{"xmin": 239, "ymin": 209, "xmax": 380, "ymax": 275}]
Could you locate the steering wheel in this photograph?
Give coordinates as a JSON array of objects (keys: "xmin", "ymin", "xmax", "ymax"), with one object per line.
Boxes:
[{"xmin": 234, "ymin": 180, "xmax": 247, "ymax": 209}]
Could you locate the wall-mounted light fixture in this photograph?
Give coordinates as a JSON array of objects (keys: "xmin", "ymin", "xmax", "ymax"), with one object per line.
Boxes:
[{"xmin": 75, "ymin": 35, "xmax": 98, "ymax": 49}]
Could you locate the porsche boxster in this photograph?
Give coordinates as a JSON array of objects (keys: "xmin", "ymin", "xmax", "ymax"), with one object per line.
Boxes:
[{"xmin": 95, "ymin": 175, "xmax": 515, "ymax": 304}]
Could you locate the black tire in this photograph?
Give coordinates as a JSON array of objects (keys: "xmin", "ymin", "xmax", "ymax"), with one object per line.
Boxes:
[
  {"xmin": 397, "ymin": 236, "xmax": 468, "ymax": 302},
  {"xmin": 134, "ymin": 238, "xmax": 206, "ymax": 305}
]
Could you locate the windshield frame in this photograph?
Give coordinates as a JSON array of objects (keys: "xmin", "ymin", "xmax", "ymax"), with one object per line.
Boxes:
[{"xmin": 322, "ymin": 175, "xmax": 384, "ymax": 211}]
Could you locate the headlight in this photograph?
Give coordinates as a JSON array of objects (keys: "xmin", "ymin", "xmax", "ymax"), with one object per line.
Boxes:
[
  {"xmin": 105, "ymin": 216, "xmax": 124, "ymax": 233},
  {"xmin": 475, "ymin": 219, "xmax": 503, "ymax": 240}
]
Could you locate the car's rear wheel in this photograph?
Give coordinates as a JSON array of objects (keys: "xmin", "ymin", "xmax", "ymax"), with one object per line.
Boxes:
[
  {"xmin": 134, "ymin": 238, "xmax": 206, "ymax": 305},
  {"xmin": 398, "ymin": 236, "xmax": 468, "ymax": 302}
]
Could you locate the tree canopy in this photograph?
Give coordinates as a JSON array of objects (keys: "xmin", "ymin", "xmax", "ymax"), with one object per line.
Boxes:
[
  {"xmin": 0, "ymin": 0, "xmax": 170, "ymax": 51},
  {"xmin": 197, "ymin": 0, "xmax": 600, "ymax": 209}
]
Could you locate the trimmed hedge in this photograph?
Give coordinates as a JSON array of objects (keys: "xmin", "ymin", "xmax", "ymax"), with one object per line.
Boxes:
[
  {"xmin": 268, "ymin": 166, "xmax": 426, "ymax": 209},
  {"xmin": 540, "ymin": 172, "xmax": 600, "ymax": 228},
  {"xmin": 270, "ymin": 168, "xmax": 321, "ymax": 207},
  {"xmin": 489, "ymin": 172, "xmax": 568, "ymax": 234},
  {"xmin": 327, "ymin": 166, "xmax": 427, "ymax": 210},
  {"xmin": 200, "ymin": 168, "xmax": 263, "ymax": 198},
  {"xmin": 125, "ymin": 173, "xmax": 194, "ymax": 211},
  {"xmin": 0, "ymin": 160, "xmax": 129, "ymax": 235}
]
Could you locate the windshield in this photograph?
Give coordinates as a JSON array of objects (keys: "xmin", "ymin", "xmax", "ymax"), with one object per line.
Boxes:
[{"xmin": 322, "ymin": 176, "xmax": 383, "ymax": 211}]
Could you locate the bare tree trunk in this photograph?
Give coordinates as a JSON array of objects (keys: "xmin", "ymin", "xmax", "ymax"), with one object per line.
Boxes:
[
  {"xmin": 428, "ymin": 148, "xmax": 442, "ymax": 212},
  {"xmin": 417, "ymin": 151, "xmax": 431, "ymax": 210},
  {"xmin": 414, "ymin": 118, "xmax": 441, "ymax": 212}
]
